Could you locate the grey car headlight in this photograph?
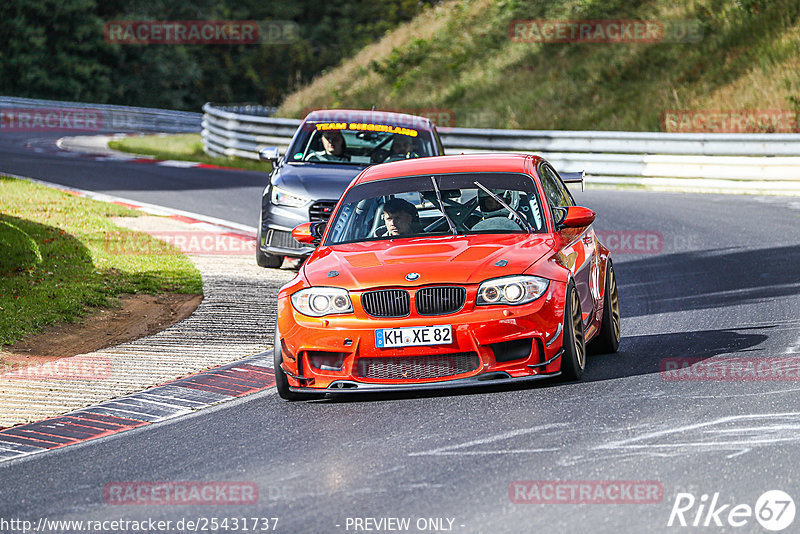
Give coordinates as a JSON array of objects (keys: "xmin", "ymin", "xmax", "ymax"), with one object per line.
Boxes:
[{"xmin": 271, "ymin": 185, "xmax": 310, "ymax": 208}]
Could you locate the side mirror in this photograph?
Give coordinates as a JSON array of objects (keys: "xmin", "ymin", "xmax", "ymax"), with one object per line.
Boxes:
[
  {"xmin": 259, "ymin": 147, "xmax": 281, "ymax": 165},
  {"xmin": 557, "ymin": 206, "xmax": 596, "ymax": 229},
  {"xmin": 291, "ymin": 222, "xmax": 326, "ymax": 245}
]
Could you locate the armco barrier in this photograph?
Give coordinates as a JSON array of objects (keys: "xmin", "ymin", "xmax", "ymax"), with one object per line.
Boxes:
[
  {"xmin": 1, "ymin": 96, "xmax": 202, "ymax": 133},
  {"xmin": 201, "ymin": 103, "xmax": 800, "ymax": 193},
  {"xmin": 4, "ymin": 97, "xmax": 798, "ymax": 193}
]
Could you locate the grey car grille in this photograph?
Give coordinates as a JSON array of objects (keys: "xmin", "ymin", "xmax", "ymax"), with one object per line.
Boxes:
[{"xmin": 267, "ymin": 229, "xmax": 305, "ymax": 250}]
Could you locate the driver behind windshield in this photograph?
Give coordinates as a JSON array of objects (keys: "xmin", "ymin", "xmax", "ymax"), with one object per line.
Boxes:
[
  {"xmin": 305, "ymin": 130, "xmax": 350, "ymax": 162},
  {"xmin": 382, "ymin": 198, "xmax": 423, "ymax": 236}
]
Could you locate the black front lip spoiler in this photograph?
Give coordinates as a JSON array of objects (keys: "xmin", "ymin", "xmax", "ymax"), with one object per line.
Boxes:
[{"xmin": 288, "ymin": 370, "xmax": 562, "ymax": 395}]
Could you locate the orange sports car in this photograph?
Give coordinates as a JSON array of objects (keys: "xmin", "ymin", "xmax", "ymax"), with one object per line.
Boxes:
[{"xmin": 273, "ymin": 153, "xmax": 620, "ymax": 400}]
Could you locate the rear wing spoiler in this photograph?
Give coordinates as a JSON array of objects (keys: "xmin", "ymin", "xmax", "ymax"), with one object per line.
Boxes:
[{"xmin": 560, "ymin": 171, "xmax": 585, "ymax": 192}]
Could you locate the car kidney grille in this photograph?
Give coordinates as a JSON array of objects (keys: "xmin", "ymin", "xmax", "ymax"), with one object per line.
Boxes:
[
  {"xmin": 362, "ymin": 289, "xmax": 410, "ymax": 317},
  {"xmin": 267, "ymin": 229, "xmax": 304, "ymax": 250},
  {"xmin": 356, "ymin": 353, "xmax": 480, "ymax": 380},
  {"xmin": 309, "ymin": 200, "xmax": 336, "ymax": 222},
  {"xmin": 416, "ymin": 286, "xmax": 466, "ymax": 315}
]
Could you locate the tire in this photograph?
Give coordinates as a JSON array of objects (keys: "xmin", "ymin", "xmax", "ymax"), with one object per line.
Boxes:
[
  {"xmin": 560, "ymin": 282, "xmax": 587, "ymax": 381},
  {"xmin": 273, "ymin": 321, "xmax": 323, "ymax": 401},
  {"xmin": 588, "ymin": 263, "xmax": 621, "ymax": 355},
  {"xmin": 257, "ymin": 248, "xmax": 283, "ymax": 268}
]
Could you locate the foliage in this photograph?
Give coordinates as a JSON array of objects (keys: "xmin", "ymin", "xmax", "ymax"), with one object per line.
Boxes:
[
  {"xmin": 0, "ymin": 0, "xmax": 434, "ymax": 110},
  {"xmin": 278, "ymin": 0, "xmax": 800, "ymax": 131}
]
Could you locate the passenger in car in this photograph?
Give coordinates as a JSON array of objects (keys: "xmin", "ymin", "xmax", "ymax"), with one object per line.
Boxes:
[
  {"xmin": 306, "ymin": 130, "xmax": 351, "ymax": 162},
  {"xmin": 472, "ymin": 189, "xmax": 524, "ymax": 231},
  {"xmin": 384, "ymin": 134, "xmax": 418, "ymax": 162}
]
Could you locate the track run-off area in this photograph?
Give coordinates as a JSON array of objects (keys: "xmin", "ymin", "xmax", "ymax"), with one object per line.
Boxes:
[{"xmin": 2, "ymin": 130, "xmax": 800, "ymax": 533}]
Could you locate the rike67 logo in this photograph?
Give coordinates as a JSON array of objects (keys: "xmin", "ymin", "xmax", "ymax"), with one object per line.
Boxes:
[{"xmin": 668, "ymin": 490, "xmax": 795, "ymax": 531}]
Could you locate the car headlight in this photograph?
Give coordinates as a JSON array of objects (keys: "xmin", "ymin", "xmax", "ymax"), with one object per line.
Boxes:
[
  {"xmin": 476, "ymin": 276, "xmax": 549, "ymax": 306},
  {"xmin": 271, "ymin": 185, "xmax": 310, "ymax": 207},
  {"xmin": 291, "ymin": 287, "xmax": 353, "ymax": 317}
]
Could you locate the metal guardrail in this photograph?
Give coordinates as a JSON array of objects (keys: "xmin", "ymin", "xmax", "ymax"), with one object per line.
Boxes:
[
  {"xmin": 1, "ymin": 96, "xmax": 202, "ymax": 133},
  {"xmin": 202, "ymin": 103, "xmax": 297, "ymax": 160},
  {"xmin": 6, "ymin": 97, "xmax": 795, "ymax": 192},
  {"xmin": 439, "ymin": 128, "xmax": 800, "ymax": 157},
  {"xmin": 201, "ymin": 103, "xmax": 800, "ymax": 192}
]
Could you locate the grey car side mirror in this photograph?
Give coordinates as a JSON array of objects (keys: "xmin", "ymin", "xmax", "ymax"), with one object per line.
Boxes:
[{"xmin": 259, "ymin": 147, "xmax": 281, "ymax": 165}]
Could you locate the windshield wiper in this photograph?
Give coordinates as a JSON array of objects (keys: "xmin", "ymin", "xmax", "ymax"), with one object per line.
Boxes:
[
  {"xmin": 430, "ymin": 176, "xmax": 458, "ymax": 235},
  {"xmin": 474, "ymin": 181, "xmax": 533, "ymax": 233}
]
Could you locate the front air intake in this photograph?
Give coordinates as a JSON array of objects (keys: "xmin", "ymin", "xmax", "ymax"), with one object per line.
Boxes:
[{"xmin": 356, "ymin": 353, "xmax": 480, "ymax": 380}]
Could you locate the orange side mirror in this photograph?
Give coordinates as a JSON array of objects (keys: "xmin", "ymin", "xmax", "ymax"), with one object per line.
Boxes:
[
  {"xmin": 560, "ymin": 206, "xmax": 596, "ymax": 228},
  {"xmin": 291, "ymin": 223, "xmax": 316, "ymax": 244},
  {"xmin": 291, "ymin": 222, "xmax": 325, "ymax": 245}
]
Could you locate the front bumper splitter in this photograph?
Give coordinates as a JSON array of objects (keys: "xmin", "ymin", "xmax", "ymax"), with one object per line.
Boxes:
[{"xmin": 289, "ymin": 370, "xmax": 562, "ymax": 395}]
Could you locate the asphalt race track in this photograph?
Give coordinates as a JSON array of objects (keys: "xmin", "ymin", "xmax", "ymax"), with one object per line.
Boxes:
[
  {"xmin": 0, "ymin": 131, "xmax": 266, "ymax": 227},
  {"xmin": 3, "ymin": 131, "xmax": 800, "ymax": 533}
]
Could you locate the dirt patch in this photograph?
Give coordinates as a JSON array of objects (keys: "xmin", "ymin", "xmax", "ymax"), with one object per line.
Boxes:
[{"xmin": 1, "ymin": 293, "xmax": 202, "ymax": 371}]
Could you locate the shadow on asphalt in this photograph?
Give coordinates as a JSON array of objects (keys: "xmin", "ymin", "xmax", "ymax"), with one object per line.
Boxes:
[
  {"xmin": 616, "ymin": 245, "xmax": 800, "ymax": 318},
  {"xmin": 583, "ymin": 327, "xmax": 769, "ymax": 382}
]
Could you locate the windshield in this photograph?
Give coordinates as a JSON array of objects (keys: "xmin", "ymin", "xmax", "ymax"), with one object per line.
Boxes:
[
  {"xmin": 286, "ymin": 123, "xmax": 438, "ymax": 165},
  {"xmin": 324, "ymin": 173, "xmax": 545, "ymax": 245}
]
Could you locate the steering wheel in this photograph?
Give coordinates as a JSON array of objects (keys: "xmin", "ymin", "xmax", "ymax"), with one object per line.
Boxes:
[
  {"xmin": 367, "ymin": 136, "xmax": 394, "ymax": 163},
  {"xmin": 423, "ymin": 196, "xmax": 480, "ymax": 233}
]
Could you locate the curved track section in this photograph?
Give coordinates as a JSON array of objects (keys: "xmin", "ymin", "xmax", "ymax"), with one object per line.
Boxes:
[
  {"xmin": 0, "ymin": 131, "xmax": 266, "ymax": 227},
  {"xmin": 2, "ymin": 130, "xmax": 800, "ymax": 533}
]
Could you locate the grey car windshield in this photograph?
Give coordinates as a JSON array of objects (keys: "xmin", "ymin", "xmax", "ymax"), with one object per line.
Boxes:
[
  {"xmin": 325, "ymin": 173, "xmax": 545, "ymax": 245},
  {"xmin": 287, "ymin": 125, "xmax": 438, "ymax": 165}
]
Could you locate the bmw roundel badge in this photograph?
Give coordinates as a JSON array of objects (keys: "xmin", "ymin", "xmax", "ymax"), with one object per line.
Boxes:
[{"xmin": 405, "ymin": 272, "xmax": 421, "ymax": 281}]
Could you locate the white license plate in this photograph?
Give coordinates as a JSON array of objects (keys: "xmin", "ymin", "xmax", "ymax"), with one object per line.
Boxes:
[{"xmin": 375, "ymin": 325, "xmax": 453, "ymax": 348}]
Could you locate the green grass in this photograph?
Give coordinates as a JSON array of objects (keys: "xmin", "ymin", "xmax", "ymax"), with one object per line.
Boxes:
[
  {"xmin": 278, "ymin": 0, "xmax": 800, "ymax": 132},
  {"xmin": 0, "ymin": 176, "xmax": 202, "ymax": 346},
  {"xmin": 108, "ymin": 133, "xmax": 272, "ymax": 172}
]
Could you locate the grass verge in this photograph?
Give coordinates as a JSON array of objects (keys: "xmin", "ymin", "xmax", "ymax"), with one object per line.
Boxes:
[
  {"xmin": 278, "ymin": 0, "xmax": 800, "ymax": 132},
  {"xmin": 108, "ymin": 133, "xmax": 271, "ymax": 172},
  {"xmin": 0, "ymin": 176, "xmax": 202, "ymax": 346}
]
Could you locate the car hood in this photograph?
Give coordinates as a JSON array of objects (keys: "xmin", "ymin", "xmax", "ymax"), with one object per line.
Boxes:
[
  {"xmin": 274, "ymin": 162, "xmax": 366, "ymax": 200},
  {"xmin": 303, "ymin": 234, "xmax": 554, "ymax": 290}
]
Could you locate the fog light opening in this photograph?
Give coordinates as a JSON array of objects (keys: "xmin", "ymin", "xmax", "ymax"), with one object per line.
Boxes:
[{"xmin": 307, "ymin": 351, "xmax": 347, "ymax": 371}]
